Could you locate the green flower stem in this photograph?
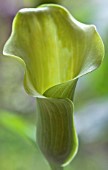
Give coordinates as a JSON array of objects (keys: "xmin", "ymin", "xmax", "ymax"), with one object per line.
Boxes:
[
  {"xmin": 36, "ymin": 98, "xmax": 78, "ymax": 167},
  {"xmin": 50, "ymin": 163, "xmax": 63, "ymax": 170}
]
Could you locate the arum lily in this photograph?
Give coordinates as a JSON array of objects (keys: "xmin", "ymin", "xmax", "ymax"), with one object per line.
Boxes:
[{"xmin": 3, "ymin": 4, "xmax": 104, "ymax": 170}]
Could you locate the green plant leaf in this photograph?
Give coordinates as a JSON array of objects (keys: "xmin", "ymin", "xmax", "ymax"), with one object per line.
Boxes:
[{"xmin": 3, "ymin": 4, "xmax": 104, "ymax": 169}]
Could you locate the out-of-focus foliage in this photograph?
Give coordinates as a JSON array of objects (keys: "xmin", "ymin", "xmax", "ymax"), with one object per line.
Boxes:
[
  {"xmin": 0, "ymin": 111, "xmax": 35, "ymax": 142},
  {"xmin": 34, "ymin": 0, "xmax": 62, "ymax": 5},
  {"xmin": 0, "ymin": 0, "xmax": 108, "ymax": 170}
]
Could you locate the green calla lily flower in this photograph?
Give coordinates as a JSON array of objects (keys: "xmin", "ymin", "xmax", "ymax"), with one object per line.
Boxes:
[{"xmin": 3, "ymin": 4, "xmax": 104, "ymax": 170}]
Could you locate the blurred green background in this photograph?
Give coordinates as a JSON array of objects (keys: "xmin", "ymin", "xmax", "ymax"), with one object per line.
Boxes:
[{"xmin": 0, "ymin": 0, "xmax": 108, "ymax": 170}]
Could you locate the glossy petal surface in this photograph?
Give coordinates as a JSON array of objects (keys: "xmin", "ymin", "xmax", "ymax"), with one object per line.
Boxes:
[{"xmin": 3, "ymin": 4, "xmax": 104, "ymax": 95}]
